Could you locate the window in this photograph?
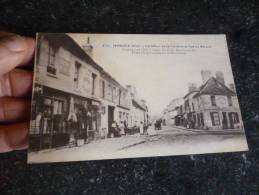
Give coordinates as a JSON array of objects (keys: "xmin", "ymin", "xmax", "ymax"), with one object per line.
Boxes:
[
  {"xmin": 102, "ymin": 80, "xmax": 105, "ymax": 98},
  {"xmin": 74, "ymin": 61, "xmax": 81, "ymax": 88},
  {"xmin": 112, "ymin": 86, "xmax": 116, "ymax": 102},
  {"xmin": 48, "ymin": 47, "xmax": 55, "ymax": 67},
  {"xmin": 192, "ymin": 102, "xmax": 195, "ymax": 112},
  {"xmin": 184, "ymin": 100, "xmax": 189, "ymax": 112},
  {"xmin": 47, "ymin": 46, "xmax": 56, "ymax": 75},
  {"xmin": 91, "ymin": 73, "xmax": 97, "ymax": 95},
  {"xmin": 211, "ymin": 96, "xmax": 216, "ymax": 106},
  {"xmin": 118, "ymin": 89, "xmax": 122, "ymax": 105},
  {"xmin": 108, "ymin": 84, "xmax": 111, "ymax": 100},
  {"xmin": 119, "ymin": 112, "xmax": 122, "ymax": 120},
  {"xmin": 230, "ymin": 112, "xmax": 239, "ymax": 124},
  {"xmin": 210, "ymin": 112, "xmax": 220, "ymax": 126},
  {"xmin": 227, "ymin": 96, "xmax": 233, "ymax": 106},
  {"xmin": 180, "ymin": 105, "xmax": 183, "ymax": 114}
]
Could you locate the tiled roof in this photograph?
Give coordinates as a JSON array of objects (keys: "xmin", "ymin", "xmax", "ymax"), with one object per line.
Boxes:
[
  {"xmin": 132, "ymin": 99, "xmax": 146, "ymax": 111},
  {"xmin": 194, "ymin": 77, "xmax": 236, "ymax": 98}
]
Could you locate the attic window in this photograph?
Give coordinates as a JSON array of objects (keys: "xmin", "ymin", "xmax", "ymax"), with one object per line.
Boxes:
[{"xmin": 211, "ymin": 96, "xmax": 216, "ymax": 106}]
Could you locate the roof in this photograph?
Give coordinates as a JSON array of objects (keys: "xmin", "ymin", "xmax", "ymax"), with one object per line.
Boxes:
[
  {"xmin": 100, "ymin": 70, "xmax": 125, "ymax": 89},
  {"xmin": 40, "ymin": 33, "xmax": 126, "ymax": 90},
  {"xmin": 194, "ymin": 77, "xmax": 236, "ymax": 98},
  {"xmin": 183, "ymin": 90, "xmax": 199, "ymax": 99},
  {"xmin": 132, "ymin": 99, "xmax": 146, "ymax": 111},
  {"xmin": 40, "ymin": 33, "xmax": 103, "ymax": 71}
]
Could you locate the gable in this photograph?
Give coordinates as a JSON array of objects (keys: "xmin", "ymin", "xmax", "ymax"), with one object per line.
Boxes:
[{"xmin": 195, "ymin": 77, "xmax": 236, "ymax": 97}]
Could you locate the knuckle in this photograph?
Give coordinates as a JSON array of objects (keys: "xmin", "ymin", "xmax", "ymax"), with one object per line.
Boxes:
[{"xmin": 0, "ymin": 72, "xmax": 12, "ymax": 97}]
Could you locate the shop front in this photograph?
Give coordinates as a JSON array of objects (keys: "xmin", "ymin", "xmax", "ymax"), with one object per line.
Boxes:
[
  {"xmin": 30, "ymin": 85, "xmax": 69, "ymax": 150},
  {"xmin": 29, "ymin": 84, "xmax": 101, "ymax": 151}
]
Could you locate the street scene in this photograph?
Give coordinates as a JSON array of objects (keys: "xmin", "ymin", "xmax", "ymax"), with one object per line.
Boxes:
[
  {"xmin": 29, "ymin": 124, "xmax": 247, "ymax": 163},
  {"xmin": 28, "ymin": 34, "xmax": 248, "ymax": 163}
]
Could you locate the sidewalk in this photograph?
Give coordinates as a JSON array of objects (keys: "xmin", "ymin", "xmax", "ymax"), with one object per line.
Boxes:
[
  {"xmin": 28, "ymin": 134, "xmax": 151, "ymax": 163},
  {"xmin": 164, "ymin": 124, "xmax": 245, "ymax": 135}
]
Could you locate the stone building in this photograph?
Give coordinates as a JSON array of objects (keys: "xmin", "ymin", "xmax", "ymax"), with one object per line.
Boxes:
[
  {"xmin": 30, "ymin": 34, "xmax": 103, "ymax": 149},
  {"xmin": 30, "ymin": 33, "xmax": 149, "ymax": 150},
  {"xmin": 184, "ymin": 71, "xmax": 243, "ymax": 130},
  {"xmin": 165, "ymin": 70, "xmax": 243, "ymax": 131},
  {"xmin": 162, "ymin": 98, "xmax": 184, "ymax": 126},
  {"xmin": 126, "ymin": 85, "xmax": 149, "ymax": 128},
  {"xmin": 192, "ymin": 72, "xmax": 242, "ymax": 130},
  {"xmin": 99, "ymin": 70, "xmax": 130, "ymax": 137}
]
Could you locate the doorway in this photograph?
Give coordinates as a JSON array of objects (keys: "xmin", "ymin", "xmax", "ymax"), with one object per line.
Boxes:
[
  {"xmin": 222, "ymin": 112, "xmax": 228, "ymax": 129},
  {"xmin": 108, "ymin": 106, "xmax": 115, "ymax": 137},
  {"xmin": 228, "ymin": 112, "xmax": 234, "ymax": 129}
]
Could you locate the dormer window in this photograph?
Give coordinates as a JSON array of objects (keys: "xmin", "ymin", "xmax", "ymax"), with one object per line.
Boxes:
[
  {"xmin": 227, "ymin": 96, "xmax": 233, "ymax": 106},
  {"xmin": 211, "ymin": 96, "xmax": 216, "ymax": 106}
]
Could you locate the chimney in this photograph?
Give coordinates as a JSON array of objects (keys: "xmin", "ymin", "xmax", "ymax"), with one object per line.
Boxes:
[
  {"xmin": 215, "ymin": 71, "xmax": 225, "ymax": 85},
  {"xmin": 188, "ymin": 83, "xmax": 197, "ymax": 93},
  {"xmin": 229, "ymin": 83, "xmax": 236, "ymax": 92},
  {"xmin": 140, "ymin": 99, "xmax": 146, "ymax": 106},
  {"xmin": 82, "ymin": 36, "xmax": 93, "ymax": 57},
  {"xmin": 201, "ymin": 70, "xmax": 212, "ymax": 84},
  {"xmin": 126, "ymin": 85, "xmax": 136, "ymax": 98}
]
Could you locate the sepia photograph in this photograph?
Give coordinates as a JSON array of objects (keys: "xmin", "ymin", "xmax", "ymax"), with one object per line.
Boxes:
[{"xmin": 28, "ymin": 33, "xmax": 248, "ymax": 163}]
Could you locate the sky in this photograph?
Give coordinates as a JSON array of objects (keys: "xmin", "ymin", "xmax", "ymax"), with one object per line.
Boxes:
[{"xmin": 69, "ymin": 34, "xmax": 235, "ymax": 116}]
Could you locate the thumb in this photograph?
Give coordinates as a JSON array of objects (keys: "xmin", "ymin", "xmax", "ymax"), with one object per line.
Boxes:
[{"xmin": 0, "ymin": 34, "xmax": 35, "ymax": 75}]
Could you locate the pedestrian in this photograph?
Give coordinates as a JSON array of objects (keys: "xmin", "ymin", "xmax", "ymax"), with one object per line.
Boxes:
[
  {"xmin": 111, "ymin": 121, "xmax": 117, "ymax": 138},
  {"xmin": 67, "ymin": 111, "xmax": 77, "ymax": 146},
  {"xmin": 123, "ymin": 120, "xmax": 128, "ymax": 134},
  {"xmin": 140, "ymin": 121, "xmax": 144, "ymax": 135},
  {"xmin": 119, "ymin": 121, "xmax": 125, "ymax": 136}
]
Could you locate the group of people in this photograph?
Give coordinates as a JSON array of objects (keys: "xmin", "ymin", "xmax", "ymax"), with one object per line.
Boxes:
[
  {"xmin": 67, "ymin": 106, "xmax": 93, "ymax": 144},
  {"xmin": 109, "ymin": 120, "xmax": 128, "ymax": 138},
  {"xmin": 109, "ymin": 121, "xmax": 149, "ymax": 137}
]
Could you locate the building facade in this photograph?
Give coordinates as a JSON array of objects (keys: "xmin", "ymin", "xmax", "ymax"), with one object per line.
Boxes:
[
  {"xmin": 165, "ymin": 71, "xmax": 243, "ymax": 131},
  {"xmin": 192, "ymin": 76, "xmax": 242, "ymax": 130},
  {"xmin": 162, "ymin": 98, "xmax": 184, "ymax": 125},
  {"xmin": 30, "ymin": 34, "xmax": 149, "ymax": 150},
  {"xmin": 99, "ymin": 71, "xmax": 130, "ymax": 137}
]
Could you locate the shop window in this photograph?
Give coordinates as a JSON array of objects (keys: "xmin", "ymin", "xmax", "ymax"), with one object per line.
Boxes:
[
  {"xmin": 211, "ymin": 96, "xmax": 216, "ymax": 106},
  {"xmin": 210, "ymin": 112, "xmax": 220, "ymax": 126},
  {"xmin": 200, "ymin": 113, "xmax": 204, "ymax": 126}
]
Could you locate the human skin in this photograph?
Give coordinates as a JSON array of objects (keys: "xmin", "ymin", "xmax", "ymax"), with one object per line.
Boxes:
[{"xmin": 0, "ymin": 32, "xmax": 35, "ymax": 153}]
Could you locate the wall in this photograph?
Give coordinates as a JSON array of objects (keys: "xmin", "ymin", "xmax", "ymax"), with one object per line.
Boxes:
[{"xmin": 36, "ymin": 38, "xmax": 100, "ymax": 100}]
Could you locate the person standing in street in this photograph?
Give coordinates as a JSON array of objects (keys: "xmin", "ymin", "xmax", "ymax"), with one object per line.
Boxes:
[
  {"xmin": 140, "ymin": 121, "xmax": 144, "ymax": 135},
  {"xmin": 119, "ymin": 121, "xmax": 125, "ymax": 136}
]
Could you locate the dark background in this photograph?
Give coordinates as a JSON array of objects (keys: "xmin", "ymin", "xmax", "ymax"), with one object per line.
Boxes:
[{"xmin": 0, "ymin": 0, "xmax": 259, "ymax": 194}]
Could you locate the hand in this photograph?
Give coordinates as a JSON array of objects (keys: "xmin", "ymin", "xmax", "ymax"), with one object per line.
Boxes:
[{"xmin": 0, "ymin": 32, "xmax": 35, "ymax": 153}]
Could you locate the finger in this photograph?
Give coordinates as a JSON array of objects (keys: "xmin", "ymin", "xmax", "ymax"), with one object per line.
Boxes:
[
  {"xmin": 0, "ymin": 68, "xmax": 33, "ymax": 98},
  {"xmin": 0, "ymin": 97, "xmax": 31, "ymax": 123},
  {"xmin": 0, "ymin": 122, "xmax": 28, "ymax": 153},
  {"xmin": 0, "ymin": 33, "xmax": 35, "ymax": 75}
]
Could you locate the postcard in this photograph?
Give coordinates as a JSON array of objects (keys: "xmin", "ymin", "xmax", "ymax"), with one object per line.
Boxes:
[{"xmin": 28, "ymin": 33, "xmax": 248, "ymax": 163}]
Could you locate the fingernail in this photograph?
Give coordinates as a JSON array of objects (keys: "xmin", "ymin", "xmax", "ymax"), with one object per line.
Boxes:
[{"xmin": 1, "ymin": 35, "xmax": 26, "ymax": 52}]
